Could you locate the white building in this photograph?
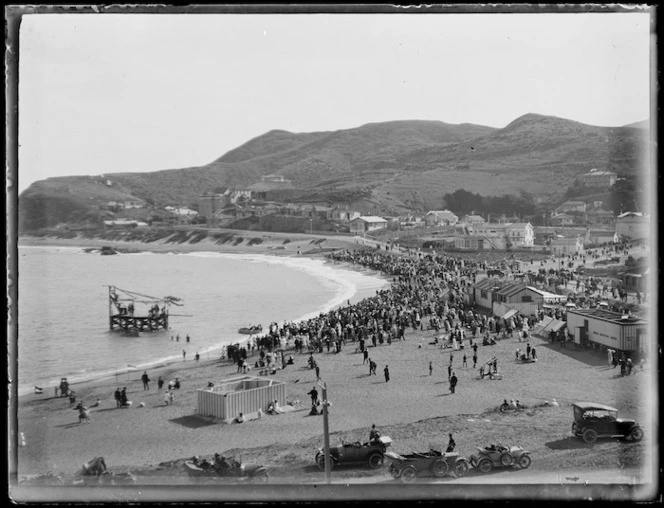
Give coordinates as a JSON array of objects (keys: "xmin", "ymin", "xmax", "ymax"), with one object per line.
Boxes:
[{"xmin": 566, "ymin": 308, "xmax": 648, "ymax": 353}]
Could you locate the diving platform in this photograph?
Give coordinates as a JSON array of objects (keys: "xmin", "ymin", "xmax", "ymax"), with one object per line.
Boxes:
[{"xmin": 107, "ymin": 286, "xmax": 182, "ymax": 334}]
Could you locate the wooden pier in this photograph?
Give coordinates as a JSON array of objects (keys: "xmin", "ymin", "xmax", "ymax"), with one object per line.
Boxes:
[{"xmin": 108, "ymin": 286, "xmax": 181, "ymax": 334}]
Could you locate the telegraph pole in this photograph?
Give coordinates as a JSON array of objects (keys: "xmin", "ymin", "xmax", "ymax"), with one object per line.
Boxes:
[{"xmin": 319, "ymin": 379, "xmax": 331, "ymax": 484}]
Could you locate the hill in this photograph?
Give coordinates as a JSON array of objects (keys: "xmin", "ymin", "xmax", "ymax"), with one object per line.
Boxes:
[{"xmin": 17, "ymin": 114, "xmax": 649, "ymax": 231}]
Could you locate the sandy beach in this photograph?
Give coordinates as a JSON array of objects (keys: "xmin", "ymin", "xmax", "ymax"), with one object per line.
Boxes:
[{"xmin": 11, "ymin": 232, "xmax": 656, "ymax": 501}]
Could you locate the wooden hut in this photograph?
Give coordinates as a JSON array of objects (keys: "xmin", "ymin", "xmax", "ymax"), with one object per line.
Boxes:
[{"xmin": 197, "ymin": 375, "xmax": 287, "ymax": 422}]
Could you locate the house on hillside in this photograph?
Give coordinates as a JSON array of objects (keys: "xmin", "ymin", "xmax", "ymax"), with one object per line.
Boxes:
[
  {"xmin": 550, "ymin": 235, "xmax": 584, "ymax": 255},
  {"xmin": 423, "ymin": 210, "xmax": 459, "ymax": 227},
  {"xmin": 198, "ymin": 193, "xmax": 232, "ymax": 223},
  {"xmin": 550, "ymin": 213, "xmax": 574, "ymax": 226},
  {"xmin": 585, "ymin": 209, "xmax": 615, "ymax": 227},
  {"xmin": 261, "ymin": 174, "xmax": 291, "ymax": 184},
  {"xmin": 615, "ymin": 212, "xmax": 649, "ymax": 240},
  {"xmin": 557, "ymin": 201, "xmax": 587, "ymax": 214},
  {"xmin": 460, "ymin": 214, "xmax": 486, "ymax": 226},
  {"xmin": 350, "ymin": 216, "xmax": 388, "ymax": 234},
  {"xmin": 582, "ymin": 168, "xmax": 618, "ymax": 188},
  {"xmin": 330, "ymin": 207, "xmax": 360, "ymax": 223},
  {"xmin": 247, "ymin": 180, "xmax": 296, "ymax": 202}
]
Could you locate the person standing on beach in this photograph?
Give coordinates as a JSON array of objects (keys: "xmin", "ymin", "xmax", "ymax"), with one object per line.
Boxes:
[
  {"xmin": 369, "ymin": 360, "xmax": 377, "ymax": 375},
  {"xmin": 363, "ymin": 349, "xmax": 369, "ymax": 364},
  {"xmin": 186, "ymin": 334, "xmax": 190, "ymax": 343},
  {"xmin": 157, "ymin": 377, "xmax": 164, "ymax": 393},
  {"xmin": 182, "ymin": 349, "xmax": 186, "ymax": 361},
  {"xmin": 141, "ymin": 371, "xmax": 150, "ymax": 391},
  {"xmin": 473, "ymin": 353, "xmax": 478, "ymax": 369},
  {"xmin": 429, "ymin": 361, "xmax": 433, "ymax": 376},
  {"xmin": 114, "ymin": 387, "xmax": 122, "ymax": 408},
  {"xmin": 462, "ymin": 354, "xmax": 467, "ymax": 367},
  {"xmin": 308, "ymin": 387, "xmax": 318, "ymax": 406},
  {"xmin": 449, "ymin": 373, "xmax": 458, "ymax": 394},
  {"xmin": 384, "ymin": 365, "xmax": 390, "ymax": 382},
  {"xmin": 447, "ymin": 363, "xmax": 452, "ymax": 381}
]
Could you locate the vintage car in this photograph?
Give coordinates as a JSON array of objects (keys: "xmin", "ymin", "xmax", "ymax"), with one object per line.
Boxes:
[
  {"xmin": 184, "ymin": 456, "xmax": 269, "ymax": 483},
  {"xmin": 315, "ymin": 436, "xmax": 392, "ymax": 470},
  {"xmin": 469, "ymin": 444, "xmax": 532, "ymax": 473},
  {"xmin": 571, "ymin": 402, "xmax": 644, "ymax": 444},
  {"xmin": 385, "ymin": 449, "xmax": 470, "ymax": 483}
]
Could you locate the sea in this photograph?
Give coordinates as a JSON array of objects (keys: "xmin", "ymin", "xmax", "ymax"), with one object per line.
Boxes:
[{"xmin": 15, "ymin": 245, "xmax": 390, "ymax": 397}]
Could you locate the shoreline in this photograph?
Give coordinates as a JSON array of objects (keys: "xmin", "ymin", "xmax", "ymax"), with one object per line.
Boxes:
[{"xmin": 15, "ymin": 233, "xmax": 391, "ymax": 398}]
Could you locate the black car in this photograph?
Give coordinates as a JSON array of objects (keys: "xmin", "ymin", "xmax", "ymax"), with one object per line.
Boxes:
[
  {"xmin": 571, "ymin": 402, "xmax": 644, "ymax": 444},
  {"xmin": 315, "ymin": 436, "xmax": 392, "ymax": 470}
]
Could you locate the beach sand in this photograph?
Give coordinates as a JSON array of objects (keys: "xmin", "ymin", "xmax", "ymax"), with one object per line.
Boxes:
[{"xmin": 12, "ymin": 233, "xmax": 655, "ymax": 495}]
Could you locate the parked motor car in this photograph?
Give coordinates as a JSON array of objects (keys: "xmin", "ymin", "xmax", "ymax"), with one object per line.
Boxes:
[
  {"xmin": 469, "ymin": 444, "xmax": 531, "ymax": 473},
  {"xmin": 184, "ymin": 455, "xmax": 269, "ymax": 483},
  {"xmin": 571, "ymin": 402, "xmax": 644, "ymax": 444},
  {"xmin": 315, "ymin": 436, "xmax": 392, "ymax": 470},
  {"xmin": 385, "ymin": 448, "xmax": 470, "ymax": 483}
]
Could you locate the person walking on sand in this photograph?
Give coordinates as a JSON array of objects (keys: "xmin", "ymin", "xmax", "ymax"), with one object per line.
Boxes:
[
  {"xmin": 447, "ymin": 363, "xmax": 452, "ymax": 381},
  {"xmin": 308, "ymin": 386, "xmax": 318, "ymax": 406},
  {"xmin": 429, "ymin": 361, "xmax": 433, "ymax": 376},
  {"xmin": 157, "ymin": 376, "xmax": 164, "ymax": 393},
  {"xmin": 363, "ymin": 349, "xmax": 369, "ymax": 364},
  {"xmin": 141, "ymin": 371, "xmax": 150, "ymax": 391},
  {"xmin": 369, "ymin": 360, "xmax": 377, "ymax": 375},
  {"xmin": 449, "ymin": 372, "xmax": 458, "ymax": 394},
  {"xmin": 462, "ymin": 354, "xmax": 467, "ymax": 367},
  {"xmin": 114, "ymin": 387, "xmax": 122, "ymax": 408},
  {"xmin": 315, "ymin": 364, "xmax": 321, "ymax": 380},
  {"xmin": 473, "ymin": 353, "xmax": 477, "ymax": 369},
  {"xmin": 384, "ymin": 365, "xmax": 390, "ymax": 382},
  {"xmin": 182, "ymin": 349, "xmax": 186, "ymax": 361}
]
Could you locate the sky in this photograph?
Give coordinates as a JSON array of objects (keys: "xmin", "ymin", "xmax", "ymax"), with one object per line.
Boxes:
[{"xmin": 16, "ymin": 10, "xmax": 654, "ymax": 192}]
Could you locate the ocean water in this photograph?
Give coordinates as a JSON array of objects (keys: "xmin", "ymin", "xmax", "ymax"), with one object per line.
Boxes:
[{"xmin": 15, "ymin": 246, "xmax": 389, "ymax": 396}]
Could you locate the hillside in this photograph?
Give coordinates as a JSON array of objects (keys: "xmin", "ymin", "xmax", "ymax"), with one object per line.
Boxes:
[{"xmin": 17, "ymin": 114, "xmax": 649, "ymax": 231}]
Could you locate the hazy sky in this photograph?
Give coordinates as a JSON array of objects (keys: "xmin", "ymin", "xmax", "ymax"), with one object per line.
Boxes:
[{"xmin": 17, "ymin": 11, "xmax": 653, "ymax": 192}]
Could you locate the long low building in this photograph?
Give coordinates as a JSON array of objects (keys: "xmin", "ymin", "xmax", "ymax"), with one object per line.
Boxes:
[{"xmin": 566, "ymin": 308, "xmax": 649, "ymax": 354}]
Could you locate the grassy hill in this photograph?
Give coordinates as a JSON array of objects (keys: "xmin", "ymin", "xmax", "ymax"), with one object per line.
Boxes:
[{"xmin": 17, "ymin": 114, "xmax": 649, "ymax": 231}]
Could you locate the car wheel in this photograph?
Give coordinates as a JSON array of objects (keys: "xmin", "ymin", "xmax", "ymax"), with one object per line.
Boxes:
[
  {"xmin": 389, "ymin": 464, "xmax": 401, "ymax": 479},
  {"xmin": 368, "ymin": 453, "xmax": 383, "ymax": 469},
  {"xmin": 582, "ymin": 428, "xmax": 598, "ymax": 444},
  {"xmin": 454, "ymin": 460, "xmax": 469, "ymax": 478},
  {"xmin": 400, "ymin": 465, "xmax": 417, "ymax": 483},
  {"xmin": 518, "ymin": 454, "xmax": 532, "ymax": 469},
  {"xmin": 317, "ymin": 456, "xmax": 334, "ymax": 471},
  {"xmin": 629, "ymin": 427, "xmax": 644, "ymax": 442},
  {"xmin": 499, "ymin": 453, "xmax": 513, "ymax": 467},
  {"xmin": 432, "ymin": 457, "xmax": 449, "ymax": 477},
  {"xmin": 478, "ymin": 459, "xmax": 493, "ymax": 473}
]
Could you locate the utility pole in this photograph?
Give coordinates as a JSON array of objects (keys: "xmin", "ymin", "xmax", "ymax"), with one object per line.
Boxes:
[{"xmin": 319, "ymin": 379, "xmax": 331, "ymax": 484}]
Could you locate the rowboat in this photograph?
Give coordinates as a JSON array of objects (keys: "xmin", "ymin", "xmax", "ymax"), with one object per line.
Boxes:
[{"xmin": 238, "ymin": 325, "xmax": 262, "ymax": 335}]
